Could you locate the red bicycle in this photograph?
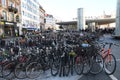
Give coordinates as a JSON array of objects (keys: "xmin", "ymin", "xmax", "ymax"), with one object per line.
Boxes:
[{"xmin": 100, "ymin": 42, "xmax": 119, "ymax": 75}]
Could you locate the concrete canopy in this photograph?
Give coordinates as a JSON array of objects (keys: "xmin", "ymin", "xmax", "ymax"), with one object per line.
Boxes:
[{"xmin": 56, "ymin": 18, "xmax": 115, "ymax": 25}]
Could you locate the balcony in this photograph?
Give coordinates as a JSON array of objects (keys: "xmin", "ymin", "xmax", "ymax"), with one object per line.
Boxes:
[
  {"xmin": 8, "ymin": 6, "xmax": 13, "ymax": 12},
  {"xmin": 1, "ymin": 16, "xmax": 4, "ymax": 19},
  {"xmin": 0, "ymin": 16, "xmax": 5, "ymax": 21},
  {"xmin": 8, "ymin": 6, "xmax": 18, "ymax": 13},
  {"xmin": 13, "ymin": 8, "xmax": 18, "ymax": 14}
]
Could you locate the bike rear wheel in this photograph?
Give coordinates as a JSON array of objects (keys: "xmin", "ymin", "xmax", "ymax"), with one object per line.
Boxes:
[
  {"xmin": 74, "ymin": 56, "xmax": 84, "ymax": 75},
  {"xmin": 64, "ymin": 60, "xmax": 70, "ymax": 76},
  {"xmin": 0, "ymin": 64, "xmax": 2, "ymax": 77},
  {"xmin": 26, "ymin": 62, "xmax": 44, "ymax": 79},
  {"xmin": 82, "ymin": 57, "xmax": 92, "ymax": 75},
  {"xmin": 2, "ymin": 61, "xmax": 15, "ymax": 78},
  {"xmin": 51, "ymin": 60, "xmax": 59, "ymax": 76},
  {"xmin": 90, "ymin": 54, "xmax": 104, "ymax": 75},
  {"xmin": 104, "ymin": 54, "xmax": 116, "ymax": 75},
  {"xmin": 14, "ymin": 62, "xmax": 26, "ymax": 79}
]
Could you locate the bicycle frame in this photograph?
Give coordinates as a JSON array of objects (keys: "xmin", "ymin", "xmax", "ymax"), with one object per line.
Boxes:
[{"xmin": 101, "ymin": 43, "xmax": 113, "ymax": 62}]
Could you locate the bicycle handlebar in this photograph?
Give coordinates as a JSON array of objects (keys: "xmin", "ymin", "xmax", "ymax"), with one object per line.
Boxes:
[{"xmin": 100, "ymin": 42, "xmax": 120, "ymax": 48}]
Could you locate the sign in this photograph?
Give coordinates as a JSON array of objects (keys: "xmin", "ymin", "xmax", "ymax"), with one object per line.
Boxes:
[
  {"xmin": 5, "ymin": 22, "xmax": 14, "ymax": 25},
  {"xmin": 17, "ymin": 23, "xmax": 21, "ymax": 26},
  {"xmin": 0, "ymin": 22, "xmax": 4, "ymax": 25}
]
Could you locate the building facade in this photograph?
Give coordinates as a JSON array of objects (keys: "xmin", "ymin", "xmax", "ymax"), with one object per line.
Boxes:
[
  {"xmin": 39, "ymin": 5, "xmax": 45, "ymax": 32},
  {"xmin": 21, "ymin": 0, "xmax": 39, "ymax": 34},
  {"xmin": 45, "ymin": 14, "xmax": 57, "ymax": 30},
  {"xmin": 0, "ymin": 0, "xmax": 21, "ymax": 37}
]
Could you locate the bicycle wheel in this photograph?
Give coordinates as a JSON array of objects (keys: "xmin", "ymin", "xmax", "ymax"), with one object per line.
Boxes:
[
  {"xmin": 0, "ymin": 64, "xmax": 2, "ymax": 77},
  {"xmin": 14, "ymin": 62, "xmax": 26, "ymax": 79},
  {"xmin": 90, "ymin": 54, "xmax": 104, "ymax": 74},
  {"xmin": 51, "ymin": 60, "xmax": 59, "ymax": 76},
  {"xmin": 26, "ymin": 62, "xmax": 44, "ymax": 79},
  {"xmin": 82, "ymin": 57, "xmax": 92, "ymax": 75},
  {"xmin": 64, "ymin": 61, "xmax": 70, "ymax": 76},
  {"xmin": 104, "ymin": 54, "xmax": 116, "ymax": 75},
  {"xmin": 70, "ymin": 61, "xmax": 73, "ymax": 75},
  {"xmin": 2, "ymin": 61, "xmax": 15, "ymax": 77},
  {"xmin": 74, "ymin": 56, "xmax": 84, "ymax": 75}
]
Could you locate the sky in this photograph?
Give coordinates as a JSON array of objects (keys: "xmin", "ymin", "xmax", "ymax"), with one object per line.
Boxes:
[{"xmin": 39, "ymin": 0, "xmax": 117, "ymax": 21}]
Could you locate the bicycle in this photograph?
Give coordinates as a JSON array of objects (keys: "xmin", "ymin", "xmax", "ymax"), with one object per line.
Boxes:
[
  {"xmin": 58, "ymin": 46, "xmax": 69, "ymax": 77},
  {"xmin": 2, "ymin": 47, "xmax": 29, "ymax": 79},
  {"xmin": 50, "ymin": 48, "xmax": 60, "ymax": 76},
  {"xmin": 89, "ymin": 42, "xmax": 104, "ymax": 75},
  {"xmin": 25, "ymin": 47, "xmax": 51, "ymax": 79},
  {"xmin": 100, "ymin": 42, "xmax": 119, "ymax": 75},
  {"xmin": 14, "ymin": 47, "xmax": 31, "ymax": 79},
  {"xmin": 74, "ymin": 45, "xmax": 84, "ymax": 75},
  {"xmin": 79, "ymin": 43, "xmax": 93, "ymax": 75}
]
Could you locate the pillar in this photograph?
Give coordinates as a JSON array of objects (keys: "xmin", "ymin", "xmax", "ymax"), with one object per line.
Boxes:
[
  {"xmin": 115, "ymin": 0, "xmax": 120, "ymax": 36},
  {"xmin": 77, "ymin": 8, "xmax": 85, "ymax": 31},
  {"xmin": 87, "ymin": 22, "xmax": 96, "ymax": 32}
]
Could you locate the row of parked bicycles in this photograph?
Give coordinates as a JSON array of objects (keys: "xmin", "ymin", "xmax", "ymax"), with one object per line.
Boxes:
[{"xmin": 0, "ymin": 31, "xmax": 119, "ymax": 79}]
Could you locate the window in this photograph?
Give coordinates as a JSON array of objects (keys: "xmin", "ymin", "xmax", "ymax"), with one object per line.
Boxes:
[
  {"xmin": 9, "ymin": 1, "xmax": 14, "ymax": 7},
  {"xmin": 22, "ymin": 2, "xmax": 24, "ymax": 7},
  {"xmin": 10, "ymin": 13, "xmax": 14, "ymax": 21},
  {"xmin": 16, "ymin": 6, "xmax": 19, "ymax": 13},
  {"xmin": 2, "ymin": 0, "xmax": 6, "ymax": 7},
  {"xmin": 2, "ymin": 11, "xmax": 7, "ymax": 20},
  {"xmin": 22, "ymin": 11, "xmax": 24, "ymax": 15},
  {"xmin": 16, "ymin": 15, "xmax": 19, "ymax": 22}
]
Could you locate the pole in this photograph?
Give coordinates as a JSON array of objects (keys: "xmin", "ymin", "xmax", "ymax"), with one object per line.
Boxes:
[{"xmin": 115, "ymin": 0, "xmax": 120, "ymax": 36}]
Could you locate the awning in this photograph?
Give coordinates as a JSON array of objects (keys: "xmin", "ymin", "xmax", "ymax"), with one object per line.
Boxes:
[
  {"xmin": 27, "ymin": 27, "xmax": 37, "ymax": 30},
  {"xmin": 22, "ymin": 27, "xmax": 37, "ymax": 30}
]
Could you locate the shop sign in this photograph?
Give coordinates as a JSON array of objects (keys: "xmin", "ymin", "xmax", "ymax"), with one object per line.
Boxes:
[
  {"xmin": 0, "ymin": 22, "xmax": 4, "ymax": 25},
  {"xmin": 5, "ymin": 22, "xmax": 14, "ymax": 25}
]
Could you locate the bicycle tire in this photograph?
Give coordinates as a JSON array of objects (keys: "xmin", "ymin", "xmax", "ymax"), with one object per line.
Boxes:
[
  {"xmin": 14, "ymin": 62, "xmax": 26, "ymax": 79},
  {"xmin": 82, "ymin": 57, "xmax": 92, "ymax": 75},
  {"xmin": 74, "ymin": 56, "xmax": 84, "ymax": 75},
  {"xmin": 64, "ymin": 61, "xmax": 70, "ymax": 76},
  {"xmin": 104, "ymin": 54, "xmax": 116, "ymax": 75},
  {"xmin": 51, "ymin": 60, "xmax": 59, "ymax": 76},
  {"xmin": 90, "ymin": 54, "xmax": 104, "ymax": 74},
  {"xmin": 26, "ymin": 62, "xmax": 43, "ymax": 79},
  {"xmin": 2, "ymin": 61, "xmax": 15, "ymax": 77},
  {"xmin": 0, "ymin": 64, "xmax": 2, "ymax": 77},
  {"xmin": 59, "ymin": 62, "xmax": 62, "ymax": 77},
  {"xmin": 70, "ymin": 60, "xmax": 73, "ymax": 75}
]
